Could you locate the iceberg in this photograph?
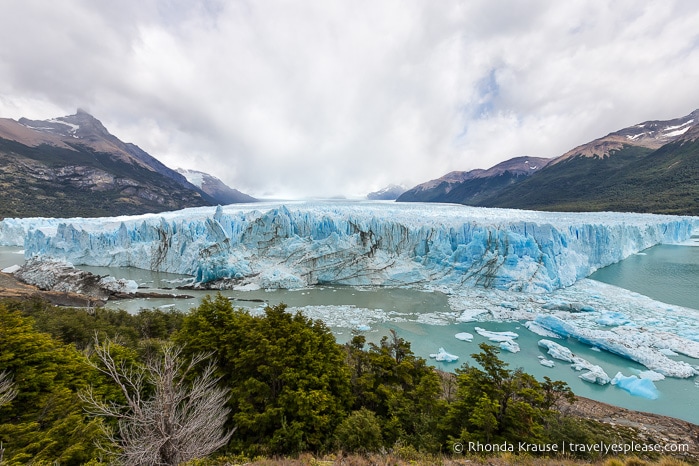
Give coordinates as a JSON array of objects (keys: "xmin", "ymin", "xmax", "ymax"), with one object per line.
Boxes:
[
  {"xmin": 538, "ymin": 356, "xmax": 555, "ymax": 368},
  {"xmin": 538, "ymin": 339, "xmax": 611, "ymax": 385},
  {"xmin": 429, "ymin": 347, "xmax": 459, "ymax": 362},
  {"xmin": 499, "ymin": 340, "xmax": 520, "ymax": 353},
  {"xmin": 474, "ymin": 327, "xmax": 519, "ymax": 342},
  {"xmin": 1, "ymin": 201, "xmax": 694, "ymax": 293},
  {"xmin": 611, "ymin": 372, "xmax": 660, "ymax": 400},
  {"xmin": 454, "ymin": 332, "xmax": 474, "ymax": 341}
]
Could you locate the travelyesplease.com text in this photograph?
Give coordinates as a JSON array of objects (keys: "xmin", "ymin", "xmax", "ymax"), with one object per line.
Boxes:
[{"xmin": 453, "ymin": 441, "xmax": 689, "ymax": 455}]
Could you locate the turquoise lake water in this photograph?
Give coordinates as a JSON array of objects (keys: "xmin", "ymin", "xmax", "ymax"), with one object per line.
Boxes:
[
  {"xmin": 2, "ymin": 244, "xmax": 699, "ymax": 423},
  {"xmin": 590, "ymin": 244, "xmax": 699, "ymax": 311}
]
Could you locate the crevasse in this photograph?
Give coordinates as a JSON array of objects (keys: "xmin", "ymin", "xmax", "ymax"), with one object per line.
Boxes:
[{"xmin": 2, "ymin": 201, "xmax": 695, "ymax": 292}]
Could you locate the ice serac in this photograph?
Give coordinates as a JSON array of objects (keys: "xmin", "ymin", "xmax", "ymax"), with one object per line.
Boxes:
[{"xmin": 6, "ymin": 201, "xmax": 696, "ymax": 292}]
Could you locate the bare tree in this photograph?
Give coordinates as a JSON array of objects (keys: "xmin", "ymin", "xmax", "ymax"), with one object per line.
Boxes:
[
  {"xmin": 81, "ymin": 338, "xmax": 234, "ymax": 466},
  {"xmin": 0, "ymin": 370, "xmax": 17, "ymax": 407}
]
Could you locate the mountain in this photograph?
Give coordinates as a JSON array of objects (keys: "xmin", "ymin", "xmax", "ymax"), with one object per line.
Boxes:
[
  {"xmin": 366, "ymin": 184, "xmax": 407, "ymax": 200},
  {"xmin": 177, "ymin": 168, "xmax": 257, "ymax": 204},
  {"xmin": 397, "ymin": 156, "xmax": 549, "ymax": 203},
  {"xmin": 398, "ymin": 109, "xmax": 699, "ymax": 215},
  {"xmin": 0, "ymin": 110, "xmax": 216, "ymax": 218},
  {"xmin": 478, "ymin": 109, "xmax": 699, "ymax": 215}
]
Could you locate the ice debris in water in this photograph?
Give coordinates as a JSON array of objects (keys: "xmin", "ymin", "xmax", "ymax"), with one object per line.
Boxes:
[
  {"xmin": 538, "ymin": 339, "xmax": 611, "ymax": 385},
  {"xmin": 454, "ymin": 332, "xmax": 474, "ymax": 342},
  {"xmin": 429, "ymin": 348, "xmax": 459, "ymax": 362},
  {"xmin": 474, "ymin": 327, "xmax": 519, "ymax": 342},
  {"xmin": 499, "ymin": 340, "xmax": 520, "ymax": 353},
  {"xmin": 611, "ymin": 372, "xmax": 660, "ymax": 400},
  {"xmin": 538, "ymin": 356, "xmax": 555, "ymax": 368}
]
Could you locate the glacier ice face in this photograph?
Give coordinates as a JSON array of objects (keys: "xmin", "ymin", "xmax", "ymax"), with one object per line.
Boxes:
[{"xmin": 2, "ymin": 201, "xmax": 695, "ymax": 293}]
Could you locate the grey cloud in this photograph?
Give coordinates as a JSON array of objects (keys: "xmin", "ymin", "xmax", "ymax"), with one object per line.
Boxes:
[{"xmin": 1, "ymin": 0, "xmax": 698, "ymax": 198}]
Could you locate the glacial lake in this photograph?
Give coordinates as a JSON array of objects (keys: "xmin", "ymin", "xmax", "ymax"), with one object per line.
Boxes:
[{"xmin": 2, "ymin": 243, "xmax": 699, "ymax": 424}]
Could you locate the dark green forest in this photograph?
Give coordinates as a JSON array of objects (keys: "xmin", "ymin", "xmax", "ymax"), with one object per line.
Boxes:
[{"xmin": 0, "ymin": 295, "xmax": 662, "ymax": 465}]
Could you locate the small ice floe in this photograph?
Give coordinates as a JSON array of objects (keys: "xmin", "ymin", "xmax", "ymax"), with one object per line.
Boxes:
[
  {"xmin": 474, "ymin": 327, "xmax": 518, "ymax": 342},
  {"xmin": 611, "ymin": 372, "xmax": 660, "ymax": 400},
  {"xmin": 429, "ymin": 348, "xmax": 459, "ymax": 362},
  {"xmin": 455, "ymin": 332, "xmax": 474, "ymax": 342},
  {"xmin": 578, "ymin": 366, "xmax": 612, "ymax": 385},
  {"xmin": 99, "ymin": 276, "xmax": 139, "ymax": 294},
  {"xmin": 538, "ymin": 356, "xmax": 555, "ymax": 368},
  {"xmin": 355, "ymin": 324, "xmax": 371, "ymax": 331},
  {"xmin": 499, "ymin": 340, "xmax": 520, "ymax": 353},
  {"xmin": 538, "ymin": 339, "xmax": 610, "ymax": 385}
]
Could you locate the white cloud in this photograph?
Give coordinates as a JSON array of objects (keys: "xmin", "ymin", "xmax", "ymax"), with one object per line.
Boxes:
[{"xmin": 1, "ymin": 0, "xmax": 698, "ymax": 198}]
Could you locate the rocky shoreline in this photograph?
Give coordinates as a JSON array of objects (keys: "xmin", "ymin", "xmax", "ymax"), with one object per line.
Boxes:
[{"xmin": 1, "ymin": 259, "xmax": 193, "ymax": 306}]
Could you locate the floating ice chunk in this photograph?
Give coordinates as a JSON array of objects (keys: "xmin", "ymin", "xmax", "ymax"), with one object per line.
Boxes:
[
  {"xmin": 611, "ymin": 372, "xmax": 660, "ymax": 400},
  {"xmin": 538, "ymin": 339, "xmax": 609, "ymax": 384},
  {"xmin": 455, "ymin": 332, "xmax": 474, "ymax": 342},
  {"xmin": 475, "ymin": 327, "xmax": 519, "ymax": 342},
  {"xmin": 538, "ymin": 339, "xmax": 574, "ymax": 362},
  {"xmin": 578, "ymin": 366, "xmax": 611, "ymax": 385},
  {"xmin": 1, "ymin": 264, "xmax": 20, "ymax": 273},
  {"xmin": 429, "ymin": 348, "xmax": 459, "ymax": 362},
  {"xmin": 99, "ymin": 276, "xmax": 139, "ymax": 294},
  {"xmin": 259, "ymin": 269, "xmax": 306, "ymax": 289},
  {"xmin": 499, "ymin": 340, "xmax": 520, "ymax": 353},
  {"xmin": 524, "ymin": 320, "xmax": 562, "ymax": 338},
  {"xmin": 534, "ymin": 315, "xmax": 696, "ymax": 378},
  {"xmin": 355, "ymin": 324, "xmax": 371, "ymax": 331},
  {"xmin": 538, "ymin": 357, "xmax": 555, "ymax": 368}
]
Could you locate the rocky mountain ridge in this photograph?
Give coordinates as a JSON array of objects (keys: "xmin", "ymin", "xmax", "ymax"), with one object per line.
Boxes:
[
  {"xmin": 397, "ymin": 156, "xmax": 550, "ymax": 203},
  {"xmin": 399, "ymin": 109, "xmax": 699, "ymax": 215},
  {"xmin": 0, "ymin": 110, "xmax": 254, "ymax": 218},
  {"xmin": 177, "ymin": 168, "xmax": 257, "ymax": 204}
]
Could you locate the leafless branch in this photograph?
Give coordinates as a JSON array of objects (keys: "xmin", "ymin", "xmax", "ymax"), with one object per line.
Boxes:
[
  {"xmin": 80, "ymin": 336, "xmax": 234, "ymax": 465},
  {"xmin": 0, "ymin": 371, "xmax": 17, "ymax": 407}
]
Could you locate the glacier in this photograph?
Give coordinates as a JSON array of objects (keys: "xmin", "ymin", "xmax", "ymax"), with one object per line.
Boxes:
[
  {"xmin": 0, "ymin": 201, "xmax": 695, "ymax": 293},
  {"xmin": 2, "ymin": 201, "xmax": 699, "ymax": 382}
]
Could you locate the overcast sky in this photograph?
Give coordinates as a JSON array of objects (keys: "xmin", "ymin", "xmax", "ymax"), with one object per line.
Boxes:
[{"xmin": 1, "ymin": 0, "xmax": 698, "ymax": 198}]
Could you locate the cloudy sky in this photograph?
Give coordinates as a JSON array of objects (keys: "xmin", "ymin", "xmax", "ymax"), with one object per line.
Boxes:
[{"xmin": 1, "ymin": 0, "xmax": 698, "ymax": 198}]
